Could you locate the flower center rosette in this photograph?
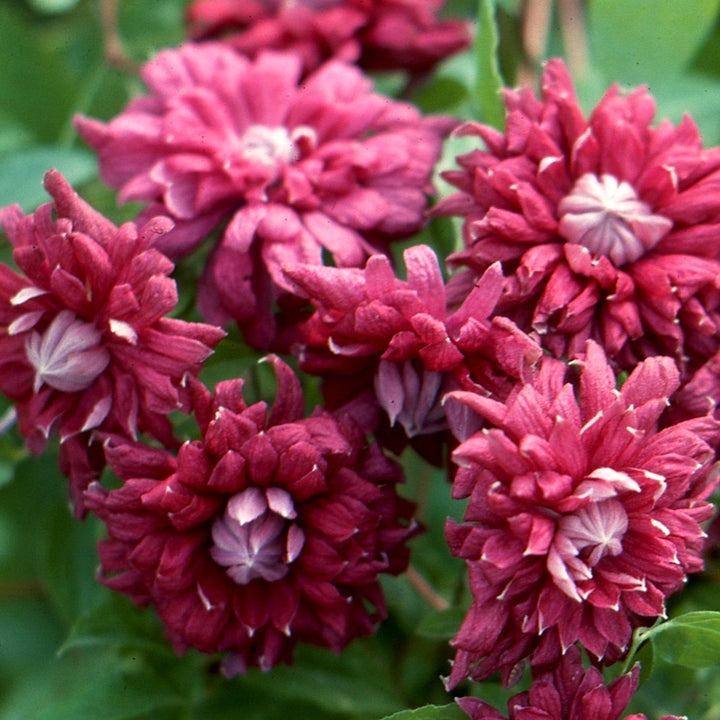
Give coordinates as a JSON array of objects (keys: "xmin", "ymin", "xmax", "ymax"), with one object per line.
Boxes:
[
  {"xmin": 444, "ymin": 341, "xmax": 720, "ymax": 687},
  {"xmin": 84, "ymin": 355, "xmax": 418, "ymax": 674}
]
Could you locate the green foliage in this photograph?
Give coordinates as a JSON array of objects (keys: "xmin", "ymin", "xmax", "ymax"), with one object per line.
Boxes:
[
  {"xmin": 379, "ymin": 704, "xmax": 467, "ymax": 720},
  {"xmin": 474, "ymin": 0, "xmax": 505, "ymax": 127}
]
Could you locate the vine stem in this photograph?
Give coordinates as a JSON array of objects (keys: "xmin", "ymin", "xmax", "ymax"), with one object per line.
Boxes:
[
  {"xmin": 99, "ymin": 0, "xmax": 140, "ymax": 74},
  {"xmin": 406, "ymin": 565, "xmax": 450, "ymax": 611}
]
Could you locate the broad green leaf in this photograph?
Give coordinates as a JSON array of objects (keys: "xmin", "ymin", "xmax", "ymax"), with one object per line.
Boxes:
[
  {"xmin": 59, "ymin": 593, "xmax": 173, "ymax": 658},
  {"xmin": 588, "ymin": 0, "xmax": 720, "ymax": 85},
  {"xmin": 415, "ymin": 607, "xmax": 465, "ymax": 640},
  {"xmin": 0, "ymin": 147, "xmax": 97, "ymax": 213},
  {"xmin": 10, "ymin": 647, "xmax": 186, "ymax": 720},
  {"xmin": 651, "ymin": 611, "xmax": 720, "ymax": 668},
  {"xmin": 379, "ymin": 703, "xmax": 467, "ymax": 720},
  {"xmin": 0, "ymin": 5, "xmax": 85, "ymax": 143},
  {"xmin": 0, "ymin": 597, "xmax": 64, "ymax": 674},
  {"xmin": 26, "ymin": 0, "xmax": 81, "ymax": 14},
  {"xmin": 240, "ymin": 641, "xmax": 404, "ymax": 717},
  {"xmin": 412, "ymin": 77, "xmax": 469, "ymax": 114},
  {"xmin": 474, "ymin": 0, "xmax": 505, "ymax": 127},
  {"xmin": 10, "ymin": 452, "xmax": 104, "ymax": 626}
]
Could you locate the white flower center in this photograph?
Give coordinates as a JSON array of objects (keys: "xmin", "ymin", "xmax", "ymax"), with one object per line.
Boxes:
[
  {"xmin": 374, "ymin": 360, "xmax": 448, "ymax": 438},
  {"xmin": 25, "ymin": 309, "xmax": 111, "ymax": 393},
  {"xmin": 210, "ymin": 486, "xmax": 305, "ymax": 585},
  {"xmin": 558, "ymin": 173, "xmax": 672, "ymax": 266},
  {"xmin": 559, "ymin": 498, "xmax": 628, "ymax": 567},
  {"xmin": 278, "ymin": 0, "xmax": 342, "ymax": 8}
]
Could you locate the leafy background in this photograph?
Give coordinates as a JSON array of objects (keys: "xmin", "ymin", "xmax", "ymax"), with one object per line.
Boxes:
[{"xmin": 2, "ymin": 1, "xmax": 720, "ymax": 718}]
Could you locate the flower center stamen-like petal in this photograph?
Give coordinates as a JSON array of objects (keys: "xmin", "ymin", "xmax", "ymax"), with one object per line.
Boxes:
[
  {"xmin": 25, "ymin": 309, "xmax": 111, "ymax": 393},
  {"xmin": 559, "ymin": 498, "xmax": 629, "ymax": 568},
  {"xmin": 558, "ymin": 173, "xmax": 673, "ymax": 266},
  {"xmin": 374, "ymin": 360, "xmax": 448, "ymax": 438},
  {"xmin": 211, "ymin": 486, "xmax": 305, "ymax": 585}
]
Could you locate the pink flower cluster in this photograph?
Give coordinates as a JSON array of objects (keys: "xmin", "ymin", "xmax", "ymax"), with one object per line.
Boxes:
[
  {"xmin": 75, "ymin": 43, "xmax": 454, "ymax": 348},
  {"xmin": 1, "ymin": 0, "xmax": 719, "ymax": 712},
  {"xmin": 459, "ymin": 646, "xmax": 683, "ymax": 720},
  {"xmin": 85, "ymin": 356, "xmax": 417, "ymax": 674},
  {"xmin": 185, "ymin": 0, "xmax": 471, "ymax": 78},
  {"xmin": 445, "ymin": 342, "xmax": 718, "ymax": 686},
  {"xmin": 0, "ymin": 170, "xmax": 225, "ymax": 513},
  {"xmin": 435, "ymin": 59, "xmax": 720, "ymax": 390}
]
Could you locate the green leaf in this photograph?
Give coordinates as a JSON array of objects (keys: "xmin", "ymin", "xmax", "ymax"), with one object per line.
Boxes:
[
  {"xmin": 23, "ymin": 648, "xmax": 186, "ymax": 720},
  {"xmin": 412, "ymin": 77, "xmax": 469, "ymax": 114},
  {"xmin": 415, "ymin": 607, "xmax": 465, "ymax": 640},
  {"xmin": 474, "ymin": 0, "xmax": 505, "ymax": 127},
  {"xmin": 0, "ymin": 147, "xmax": 97, "ymax": 213},
  {"xmin": 587, "ymin": 0, "xmax": 720, "ymax": 85},
  {"xmin": 379, "ymin": 703, "xmax": 467, "ymax": 720},
  {"xmin": 651, "ymin": 611, "xmax": 720, "ymax": 668},
  {"xmin": 634, "ymin": 638, "xmax": 654, "ymax": 687},
  {"xmin": 59, "ymin": 593, "xmax": 173, "ymax": 658},
  {"xmin": 240, "ymin": 641, "xmax": 404, "ymax": 717},
  {"xmin": 26, "ymin": 0, "xmax": 81, "ymax": 14},
  {"xmin": 9, "ymin": 452, "xmax": 105, "ymax": 626}
]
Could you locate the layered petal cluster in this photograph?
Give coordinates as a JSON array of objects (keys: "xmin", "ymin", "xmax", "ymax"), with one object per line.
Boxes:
[
  {"xmin": 84, "ymin": 356, "xmax": 417, "ymax": 673},
  {"xmin": 286, "ymin": 245, "xmax": 542, "ymax": 459},
  {"xmin": 75, "ymin": 44, "xmax": 454, "ymax": 348},
  {"xmin": 458, "ymin": 646, "xmax": 683, "ymax": 720},
  {"xmin": 0, "ymin": 170, "xmax": 225, "ymax": 511},
  {"xmin": 435, "ymin": 58, "xmax": 720, "ymax": 377},
  {"xmin": 444, "ymin": 341, "xmax": 719, "ymax": 687},
  {"xmin": 186, "ymin": 0, "xmax": 470, "ymax": 78}
]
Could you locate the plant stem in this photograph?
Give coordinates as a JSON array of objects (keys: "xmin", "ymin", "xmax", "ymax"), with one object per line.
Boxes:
[{"xmin": 406, "ymin": 565, "xmax": 450, "ymax": 611}]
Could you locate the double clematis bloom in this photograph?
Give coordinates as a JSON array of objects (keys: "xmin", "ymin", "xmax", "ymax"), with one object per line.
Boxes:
[
  {"xmin": 444, "ymin": 341, "xmax": 719, "ymax": 687},
  {"xmin": 457, "ymin": 646, "xmax": 684, "ymax": 720},
  {"xmin": 84, "ymin": 356, "xmax": 418, "ymax": 674},
  {"xmin": 286, "ymin": 245, "xmax": 542, "ymax": 461},
  {"xmin": 0, "ymin": 170, "xmax": 225, "ymax": 513},
  {"xmin": 75, "ymin": 44, "xmax": 454, "ymax": 348},
  {"xmin": 185, "ymin": 0, "xmax": 470, "ymax": 79},
  {"xmin": 435, "ymin": 58, "xmax": 720, "ymax": 379}
]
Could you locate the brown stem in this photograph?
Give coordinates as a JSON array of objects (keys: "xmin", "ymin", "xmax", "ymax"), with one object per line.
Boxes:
[
  {"xmin": 406, "ymin": 565, "xmax": 450, "ymax": 611},
  {"xmin": 557, "ymin": 0, "xmax": 589, "ymax": 78},
  {"xmin": 100, "ymin": 0, "xmax": 140, "ymax": 74},
  {"xmin": 519, "ymin": 0, "xmax": 553, "ymax": 87}
]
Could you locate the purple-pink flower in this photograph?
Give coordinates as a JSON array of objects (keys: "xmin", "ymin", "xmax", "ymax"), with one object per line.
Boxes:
[
  {"xmin": 435, "ymin": 58, "xmax": 720, "ymax": 377},
  {"xmin": 458, "ymin": 646, "xmax": 683, "ymax": 720},
  {"xmin": 0, "ymin": 170, "xmax": 225, "ymax": 513},
  {"xmin": 286, "ymin": 245, "xmax": 541, "ymax": 461},
  {"xmin": 185, "ymin": 0, "xmax": 470, "ymax": 78},
  {"xmin": 444, "ymin": 341, "xmax": 719, "ymax": 687},
  {"xmin": 84, "ymin": 356, "xmax": 418, "ymax": 674},
  {"xmin": 75, "ymin": 44, "xmax": 454, "ymax": 348}
]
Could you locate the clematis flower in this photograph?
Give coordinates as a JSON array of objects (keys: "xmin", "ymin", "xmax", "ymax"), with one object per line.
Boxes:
[
  {"xmin": 75, "ymin": 44, "xmax": 454, "ymax": 348},
  {"xmin": 434, "ymin": 58, "xmax": 720, "ymax": 376},
  {"xmin": 457, "ymin": 646, "xmax": 684, "ymax": 720},
  {"xmin": 444, "ymin": 341, "xmax": 719, "ymax": 687},
  {"xmin": 286, "ymin": 245, "xmax": 542, "ymax": 461},
  {"xmin": 84, "ymin": 356, "xmax": 418, "ymax": 674},
  {"xmin": 185, "ymin": 0, "xmax": 470, "ymax": 79},
  {"xmin": 0, "ymin": 170, "xmax": 225, "ymax": 513}
]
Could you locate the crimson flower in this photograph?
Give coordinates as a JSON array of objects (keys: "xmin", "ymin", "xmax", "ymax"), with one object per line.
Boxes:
[
  {"xmin": 185, "ymin": 0, "xmax": 470, "ymax": 78},
  {"xmin": 444, "ymin": 341, "xmax": 719, "ymax": 687},
  {"xmin": 457, "ymin": 646, "xmax": 683, "ymax": 720},
  {"xmin": 435, "ymin": 58, "xmax": 720, "ymax": 376},
  {"xmin": 286, "ymin": 245, "xmax": 541, "ymax": 460},
  {"xmin": 84, "ymin": 356, "xmax": 418, "ymax": 674},
  {"xmin": 75, "ymin": 44, "xmax": 454, "ymax": 348},
  {"xmin": 0, "ymin": 170, "xmax": 225, "ymax": 513}
]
